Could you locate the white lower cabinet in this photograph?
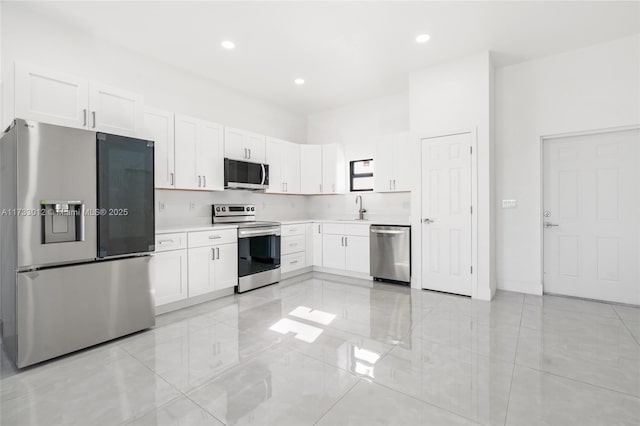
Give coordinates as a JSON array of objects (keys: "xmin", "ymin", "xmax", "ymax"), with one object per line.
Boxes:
[
  {"xmin": 281, "ymin": 224, "xmax": 307, "ymax": 274},
  {"xmin": 154, "ymin": 230, "xmax": 238, "ymax": 308},
  {"xmin": 152, "ymin": 249, "xmax": 188, "ymax": 306},
  {"xmin": 188, "ymin": 243, "xmax": 238, "ymax": 297},
  {"xmin": 321, "ymin": 224, "xmax": 370, "ymax": 275},
  {"xmin": 311, "ymin": 223, "xmax": 323, "ymax": 267}
]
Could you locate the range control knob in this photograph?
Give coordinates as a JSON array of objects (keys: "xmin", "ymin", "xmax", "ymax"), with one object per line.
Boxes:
[
  {"xmin": 246, "ymin": 206, "xmax": 250, "ymax": 211},
  {"xmin": 215, "ymin": 207, "xmax": 221, "ymax": 212},
  {"xmin": 251, "ymin": 207, "xmax": 255, "ymax": 211},
  {"xmin": 222, "ymin": 207, "xmax": 226, "ymax": 212}
]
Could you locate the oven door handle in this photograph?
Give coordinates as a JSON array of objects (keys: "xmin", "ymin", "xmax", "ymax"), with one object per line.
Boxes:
[
  {"xmin": 238, "ymin": 227, "xmax": 281, "ymax": 238},
  {"xmin": 260, "ymin": 163, "xmax": 266, "ymax": 186}
]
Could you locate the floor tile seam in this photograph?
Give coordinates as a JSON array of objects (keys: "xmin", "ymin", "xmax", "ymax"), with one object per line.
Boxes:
[
  {"xmin": 406, "ymin": 332, "xmax": 519, "ymax": 365},
  {"xmin": 367, "ymin": 379, "xmax": 485, "ymax": 425},
  {"xmin": 513, "ymin": 364, "xmax": 640, "ymax": 400},
  {"xmin": 612, "ymin": 307, "xmax": 640, "ymax": 346},
  {"xmin": 311, "ymin": 378, "xmax": 363, "ymax": 426},
  {"xmin": 503, "ymin": 296, "xmax": 525, "ymax": 426}
]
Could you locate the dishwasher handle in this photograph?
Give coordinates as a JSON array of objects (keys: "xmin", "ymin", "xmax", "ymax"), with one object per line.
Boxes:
[{"xmin": 371, "ymin": 229, "xmax": 406, "ymax": 235}]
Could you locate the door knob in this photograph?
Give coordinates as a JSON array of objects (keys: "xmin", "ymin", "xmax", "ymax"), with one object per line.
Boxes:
[
  {"xmin": 544, "ymin": 222, "xmax": 559, "ymax": 228},
  {"xmin": 422, "ymin": 218, "xmax": 434, "ymax": 224}
]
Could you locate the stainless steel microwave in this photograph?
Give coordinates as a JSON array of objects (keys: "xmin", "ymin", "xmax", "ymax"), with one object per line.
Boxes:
[{"xmin": 224, "ymin": 158, "xmax": 269, "ymax": 190}]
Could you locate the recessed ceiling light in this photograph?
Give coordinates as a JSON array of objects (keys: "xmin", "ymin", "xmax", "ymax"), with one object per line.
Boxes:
[
  {"xmin": 221, "ymin": 40, "xmax": 235, "ymax": 50},
  {"xmin": 415, "ymin": 34, "xmax": 431, "ymax": 44},
  {"xmin": 294, "ymin": 78, "xmax": 305, "ymax": 85}
]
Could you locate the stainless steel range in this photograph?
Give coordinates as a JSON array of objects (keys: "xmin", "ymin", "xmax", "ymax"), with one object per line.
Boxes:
[{"xmin": 212, "ymin": 204, "xmax": 281, "ymax": 293}]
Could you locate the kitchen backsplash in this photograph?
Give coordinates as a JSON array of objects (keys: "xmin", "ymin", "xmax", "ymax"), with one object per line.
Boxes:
[{"xmin": 155, "ymin": 189, "xmax": 410, "ymax": 228}]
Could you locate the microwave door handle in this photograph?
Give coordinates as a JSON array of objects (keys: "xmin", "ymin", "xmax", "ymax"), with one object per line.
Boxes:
[{"xmin": 260, "ymin": 163, "xmax": 266, "ymax": 185}]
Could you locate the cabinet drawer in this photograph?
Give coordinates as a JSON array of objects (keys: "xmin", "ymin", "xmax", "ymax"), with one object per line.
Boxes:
[
  {"xmin": 282, "ymin": 252, "xmax": 306, "ymax": 274},
  {"xmin": 188, "ymin": 229, "xmax": 237, "ymax": 248},
  {"xmin": 282, "ymin": 223, "xmax": 306, "ymax": 237},
  {"xmin": 343, "ymin": 224, "xmax": 370, "ymax": 237},
  {"xmin": 321, "ymin": 223, "xmax": 344, "ymax": 235},
  {"xmin": 155, "ymin": 233, "xmax": 187, "ymax": 252},
  {"xmin": 282, "ymin": 235, "xmax": 306, "ymax": 255}
]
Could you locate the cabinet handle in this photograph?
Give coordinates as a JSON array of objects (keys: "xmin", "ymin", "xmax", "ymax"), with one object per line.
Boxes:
[
  {"xmin": 290, "ymin": 260, "xmax": 298, "ymax": 265},
  {"xmin": 92, "ymin": 111, "xmax": 96, "ymax": 128},
  {"xmin": 393, "ymin": 179, "xmax": 396, "ymax": 189},
  {"xmin": 319, "ymin": 184, "xmax": 322, "ymax": 193},
  {"xmin": 211, "ymin": 247, "xmax": 215, "ymax": 260},
  {"xmin": 289, "ymin": 243, "xmax": 297, "ymax": 247},
  {"xmin": 216, "ymin": 247, "xmax": 220, "ymax": 260},
  {"xmin": 345, "ymin": 237, "xmax": 348, "ymax": 247},
  {"xmin": 389, "ymin": 180, "xmax": 392, "ymax": 190},
  {"xmin": 82, "ymin": 109, "xmax": 87, "ymax": 126},
  {"xmin": 248, "ymin": 149, "xmax": 251, "ymax": 159},
  {"xmin": 198, "ymin": 175, "xmax": 201, "ymax": 187},
  {"xmin": 282, "ymin": 183, "xmax": 285, "ymax": 192},
  {"xmin": 203, "ymin": 176, "xmax": 207, "ymax": 187},
  {"xmin": 170, "ymin": 172, "xmax": 174, "ymax": 186},
  {"xmin": 157, "ymin": 239, "xmax": 174, "ymax": 244},
  {"xmin": 318, "ymin": 224, "xmax": 321, "ymax": 234},
  {"xmin": 341, "ymin": 237, "xmax": 344, "ymax": 247},
  {"xmin": 332, "ymin": 184, "xmax": 335, "ymax": 192},
  {"xmin": 208, "ymin": 235, "xmax": 221, "ymax": 239},
  {"xmin": 285, "ymin": 182, "xmax": 288, "ymax": 192}
]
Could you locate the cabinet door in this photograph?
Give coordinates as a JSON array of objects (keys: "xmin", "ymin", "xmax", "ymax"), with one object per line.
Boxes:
[
  {"xmin": 322, "ymin": 144, "xmax": 346, "ymax": 194},
  {"xmin": 393, "ymin": 132, "xmax": 411, "ymax": 192},
  {"xmin": 300, "ymin": 144, "xmax": 323, "ymax": 194},
  {"xmin": 144, "ymin": 107, "xmax": 175, "ymax": 189},
  {"xmin": 345, "ymin": 235, "xmax": 370, "ymax": 274},
  {"xmin": 174, "ymin": 115, "xmax": 200, "ymax": 190},
  {"xmin": 265, "ymin": 137, "xmax": 284, "ymax": 193},
  {"xmin": 198, "ymin": 120, "xmax": 224, "ymax": 191},
  {"xmin": 213, "ymin": 243, "xmax": 238, "ymax": 291},
  {"xmin": 15, "ymin": 62, "xmax": 89, "ymax": 129},
  {"xmin": 246, "ymin": 131, "xmax": 266, "ymax": 163},
  {"xmin": 224, "ymin": 127, "xmax": 249, "ymax": 161},
  {"xmin": 89, "ymin": 81, "xmax": 144, "ymax": 137},
  {"xmin": 322, "ymin": 234, "xmax": 345, "ymax": 270},
  {"xmin": 152, "ymin": 250, "xmax": 188, "ymax": 306},
  {"xmin": 374, "ymin": 135, "xmax": 395, "ymax": 193},
  {"xmin": 284, "ymin": 142, "xmax": 301, "ymax": 194},
  {"xmin": 188, "ymin": 246, "xmax": 215, "ymax": 297},
  {"xmin": 312, "ymin": 223, "xmax": 323, "ymax": 267}
]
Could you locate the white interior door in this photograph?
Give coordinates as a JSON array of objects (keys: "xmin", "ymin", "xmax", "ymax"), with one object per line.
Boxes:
[
  {"xmin": 543, "ymin": 129, "xmax": 640, "ymax": 305},
  {"xmin": 421, "ymin": 133, "xmax": 472, "ymax": 296}
]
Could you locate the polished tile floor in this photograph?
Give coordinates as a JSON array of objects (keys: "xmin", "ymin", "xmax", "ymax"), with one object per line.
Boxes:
[{"xmin": 1, "ymin": 272, "xmax": 639, "ymax": 425}]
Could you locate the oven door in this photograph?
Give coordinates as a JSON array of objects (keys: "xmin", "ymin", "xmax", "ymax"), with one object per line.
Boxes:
[{"xmin": 238, "ymin": 227, "xmax": 281, "ymax": 277}]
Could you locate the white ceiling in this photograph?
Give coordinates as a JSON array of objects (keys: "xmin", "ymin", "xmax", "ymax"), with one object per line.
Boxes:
[{"xmin": 22, "ymin": 1, "xmax": 640, "ymax": 114}]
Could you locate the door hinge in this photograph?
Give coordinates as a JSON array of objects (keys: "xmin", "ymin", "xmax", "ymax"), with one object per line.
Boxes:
[{"xmin": 470, "ymin": 266, "xmax": 473, "ymax": 274}]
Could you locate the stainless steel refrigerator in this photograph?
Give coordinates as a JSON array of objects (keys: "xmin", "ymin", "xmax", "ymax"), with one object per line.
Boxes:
[{"xmin": 0, "ymin": 119, "xmax": 156, "ymax": 368}]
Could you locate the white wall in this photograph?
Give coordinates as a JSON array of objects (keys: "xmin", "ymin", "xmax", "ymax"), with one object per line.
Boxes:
[
  {"xmin": 1, "ymin": 3, "xmax": 307, "ymax": 141},
  {"xmin": 409, "ymin": 51, "xmax": 495, "ymax": 299},
  {"xmin": 495, "ymin": 34, "xmax": 640, "ymax": 295},
  {"xmin": 306, "ymin": 92, "xmax": 411, "ymax": 221}
]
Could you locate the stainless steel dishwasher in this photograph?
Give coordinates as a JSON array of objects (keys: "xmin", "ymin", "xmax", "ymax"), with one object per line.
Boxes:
[{"xmin": 370, "ymin": 225, "xmax": 411, "ymax": 284}]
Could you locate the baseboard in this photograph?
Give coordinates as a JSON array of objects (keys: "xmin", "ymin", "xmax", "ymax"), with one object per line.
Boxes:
[
  {"xmin": 155, "ymin": 287, "xmax": 235, "ymax": 315},
  {"xmin": 281, "ymin": 266, "xmax": 313, "ymax": 280},
  {"xmin": 496, "ymin": 280, "xmax": 543, "ymax": 296},
  {"xmin": 312, "ymin": 266, "xmax": 373, "ymax": 282}
]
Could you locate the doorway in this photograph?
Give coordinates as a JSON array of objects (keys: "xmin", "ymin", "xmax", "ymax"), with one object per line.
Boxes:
[
  {"xmin": 543, "ymin": 128, "xmax": 640, "ymax": 305},
  {"xmin": 421, "ymin": 132, "xmax": 473, "ymax": 296}
]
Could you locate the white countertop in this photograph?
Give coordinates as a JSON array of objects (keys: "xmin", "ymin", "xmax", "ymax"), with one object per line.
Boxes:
[
  {"xmin": 156, "ymin": 218, "xmax": 410, "ymax": 234},
  {"xmin": 156, "ymin": 223, "xmax": 238, "ymax": 234}
]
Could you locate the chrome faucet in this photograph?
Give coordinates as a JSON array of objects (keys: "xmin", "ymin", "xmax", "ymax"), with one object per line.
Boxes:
[{"xmin": 355, "ymin": 195, "xmax": 367, "ymax": 220}]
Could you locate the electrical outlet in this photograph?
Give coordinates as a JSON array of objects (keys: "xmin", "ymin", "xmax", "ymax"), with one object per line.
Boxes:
[
  {"xmin": 158, "ymin": 202, "xmax": 165, "ymax": 212},
  {"xmin": 189, "ymin": 201, "xmax": 196, "ymax": 211},
  {"xmin": 502, "ymin": 199, "xmax": 518, "ymax": 209}
]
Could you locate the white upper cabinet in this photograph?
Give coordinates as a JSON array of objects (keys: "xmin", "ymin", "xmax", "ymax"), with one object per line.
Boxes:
[
  {"xmin": 14, "ymin": 62, "xmax": 89, "ymax": 129},
  {"xmin": 14, "ymin": 63, "xmax": 144, "ymax": 137},
  {"xmin": 224, "ymin": 126, "xmax": 266, "ymax": 163},
  {"xmin": 374, "ymin": 132, "xmax": 410, "ymax": 192},
  {"xmin": 322, "ymin": 143, "xmax": 346, "ymax": 194},
  {"xmin": 300, "ymin": 144, "xmax": 323, "ymax": 194},
  {"xmin": 175, "ymin": 114, "xmax": 224, "ymax": 191},
  {"xmin": 174, "ymin": 115, "xmax": 199, "ymax": 190},
  {"xmin": 88, "ymin": 81, "xmax": 144, "ymax": 137},
  {"xmin": 198, "ymin": 121, "xmax": 225, "ymax": 191},
  {"xmin": 144, "ymin": 107, "xmax": 175, "ymax": 189},
  {"xmin": 266, "ymin": 137, "xmax": 300, "ymax": 194}
]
